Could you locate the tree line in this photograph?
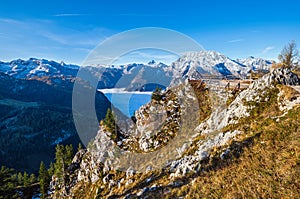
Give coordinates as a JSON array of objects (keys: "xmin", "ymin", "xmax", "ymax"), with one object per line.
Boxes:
[{"xmin": 0, "ymin": 143, "xmax": 82, "ymax": 199}]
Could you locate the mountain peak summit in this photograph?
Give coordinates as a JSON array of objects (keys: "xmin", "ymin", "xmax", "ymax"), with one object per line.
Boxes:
[{"xmin": 148, "ymin": 60, "xmax": 156, "ymax": 65}]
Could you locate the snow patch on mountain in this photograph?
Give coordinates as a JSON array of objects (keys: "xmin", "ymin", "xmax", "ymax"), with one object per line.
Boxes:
[
  {"xmin": 171, "ymin": 51, "xmax": 251, "ymax": 78},
  {"xmin": 0, "ymin": 51, "xmax": 273, "ymax": 91},
  {"xmin": 0, "ymin": 58, "xmax": 79, "ymax": 78},
  {"xmin": 237, "ymin": 56, "xmax": 273, "ymax": 71}
]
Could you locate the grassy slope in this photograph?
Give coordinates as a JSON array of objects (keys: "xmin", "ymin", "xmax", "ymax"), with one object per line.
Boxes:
[
  {"xmin": 62, "ymin": 84, "xmax": 300, "ymax": 199},
  {"xmin": 169, "ymin": 86, "xmax": 300, "ymax": 199}
]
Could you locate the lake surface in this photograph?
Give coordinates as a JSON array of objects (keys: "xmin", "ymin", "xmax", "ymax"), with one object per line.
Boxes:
[{"xmin": 98, "ymin": 89, "xmax": 152, "ymax": 117}]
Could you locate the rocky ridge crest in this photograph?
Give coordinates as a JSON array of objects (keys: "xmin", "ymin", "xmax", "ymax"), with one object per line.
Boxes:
[{"xmin": 51, "ymin": 68, "xmax": 300, "ymax": 198}]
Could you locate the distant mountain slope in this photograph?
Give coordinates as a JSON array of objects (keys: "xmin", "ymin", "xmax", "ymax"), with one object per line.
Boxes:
[
  {"xmin": 237, "ymin": 56, "xmax": 273, "ymax": 71},
  {"xmin": 0, "ymin": 72, "xmax": 112, "ymax": 173},
  {"xmin": 0, "ymin": 51, "xmax": 273, "ymax": 91},
  {"xmin": 0, "ymin": 58, "xmax": 79, "ymax": 78},
  {"xmin": 171, "ymin": 51, "xmax": 274, "ymax": 79},
  {"xmin": 171, "ymin": 51, "xmax": 246, "ymax": 78}
]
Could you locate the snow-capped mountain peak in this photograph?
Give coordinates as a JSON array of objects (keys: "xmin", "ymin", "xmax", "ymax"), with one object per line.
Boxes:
[
  {"xmin": 0, "ymin": 50, "xmax": 274, "ymax": 90},
  {"xmin": 171, "ymin": 50, "xmax": 248, "ymax": 78},
  {"xmin": 237, "ymin": 56, "xmax": 273, "ymax": 71},
  {"xmin": 170, "ymin": 50, "xmax": 275, "ymax": 80},
  {"xmin": 0, "ymin": 58, "xmax": 79, "ymax": 78}
]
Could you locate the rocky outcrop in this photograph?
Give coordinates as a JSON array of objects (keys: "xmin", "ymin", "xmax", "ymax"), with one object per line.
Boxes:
[
  {"xmin": 130, "ymin": 89, "xmax": 181, "ymax": 152},
  {"xmin": 169, "ymin": 68, "xmax": 300, "ymax": 177},
  {"xmin": 51, "ymin": 68, "xmax": 300, "ymax": 198},
  {"xmin": 169, "ymin": 130, "xmax": 242, "ymax": 178}
]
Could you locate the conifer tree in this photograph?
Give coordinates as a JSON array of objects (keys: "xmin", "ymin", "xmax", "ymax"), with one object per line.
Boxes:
[
  {"xmin": 38, "ymin": 161, "xmax": 49, "ymax": 199},
  {"xmin": 17, "ymin": 172, "xmax": 23, "ymax": 185},
  {"xmin": 48, "ymin": 162, "xmax": 55, "ymax": 177},
  {"xmin": 65, "ymin": 144, "xmax": 74, "ymax": 166},
  {"xmin": 77, "ymin": 143, "xmax": 83, "ymax": 151},
  {"xmin": 29, "ymin": 173, "xmax": 36, "ymax": 184},
  {"xmin": 54, "ymin": 144, "xmax": 65, "ymax": 183},
  {"xmin": 52, "ymin": 144, "xmax": 76, "ymax": 191},
  {"xmin": 23, "ymin": 172, "xmax": 29, "ymax": 187},
  {"xmin": 103, "ymin": 108, "xmax": 116, "ymax": 133},
  {"xmin": 0, "ymin": 166, "xmax": 18, "ymax": 198},
  {"xmin": 103, "ymin": 108, "xmax": 121, "ymax": 142}
]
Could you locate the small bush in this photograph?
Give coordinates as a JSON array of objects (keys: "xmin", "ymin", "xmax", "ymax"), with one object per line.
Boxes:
[{"xmin": 151, "ymin": 87, "xmax": 163, "ymax": 101}]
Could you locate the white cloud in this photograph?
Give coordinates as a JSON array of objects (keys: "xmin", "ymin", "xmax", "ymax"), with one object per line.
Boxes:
[
  {"xmin": 116, "ymin": 13, "xmax": 170, "ymax": 17},
  {"xmin": 0, "ymin": 18, "xmax": 25, "ymax": 25},
  {"xmin": 40, "ymin": 31, "xmax": 68, "ymax": 44},
  {"xmin": 38, "ymin": 27, "xmax": 110, "ymax": 47},
  {"xmin": 0, "ymin": 17, "xmax": 111, "ymax": 64},
  {"xmin": 227, "ymin": 38, "xmax": 244, "ymax": 43},
  {"xmin": 53, "ymin": 13, "xmax": 88, "ymax": 17},
  {"xmin": 262, "ymin": 46, "xmax": 275, "ymax": 54}
]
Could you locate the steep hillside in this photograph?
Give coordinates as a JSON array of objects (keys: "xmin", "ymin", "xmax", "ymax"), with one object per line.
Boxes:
[
  {"xmin": 50, "ymin": 68, "xmax": 300, "ymax": 198},
  {"xmin": 0, "ymin": 72, "xmax": 112, "ymax": 173}
]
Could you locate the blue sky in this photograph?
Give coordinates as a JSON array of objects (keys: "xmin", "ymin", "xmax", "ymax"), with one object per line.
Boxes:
[{"xmin": 0, "ymin": 0, "xmax": 300, "ymax": 65}]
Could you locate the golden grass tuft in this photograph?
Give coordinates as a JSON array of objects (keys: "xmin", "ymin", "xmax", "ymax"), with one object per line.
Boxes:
[{"xmin": 170, "ymin": 106, "xmax": 300, "ymax": 199}]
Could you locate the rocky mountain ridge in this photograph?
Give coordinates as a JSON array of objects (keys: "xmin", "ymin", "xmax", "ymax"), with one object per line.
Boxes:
[
  {"xmin": 0, "ymin": 51, "xmax": 273, "ymax": 91},
  {"xmin": 50, "ymin": 68, "xmax": 300, "ymax": 198}
]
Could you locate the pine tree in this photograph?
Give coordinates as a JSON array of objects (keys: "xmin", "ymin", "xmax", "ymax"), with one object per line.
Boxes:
[
  {"xmin": 103, "ymin": 109, "xmax": 116, "ymax": 133},
  {"xmin": 23, "ymin": 172, "xmax": 29, "ymax": 187},
  {"xmin": 65, "ymin": 144, "xmax": 74, "ymax": 166},
  {"xmin": 39, "ymin": 161, "xmax": 49, "ymax": 199},
  {"xmin": 77, "ymin": 143, "xmax": 83, "ymax": 151},
  {"xmin": 17, "ymin": 172, "xmax": 23, "ymax": 185},
  {"xmin": 54, "ymin": 144, "xmax": 65, "ymax": 181},
  {"xmin": 48, "ymin": 162, "xmax": 55, "ymax": 177},
  {"xmin": 54, "ymin": 145, "xmax": 68, "ymax": 188},
  {"xmin": 29, "ymin": 173, "xmax": 36, "ymax": 184},
  {"xmin": 0, "ymin": 166, "xmax": 18, "ymax": 198},
  {"xmin": 103, "ymin": 108, "xmax": 119, "ymax": 141}
]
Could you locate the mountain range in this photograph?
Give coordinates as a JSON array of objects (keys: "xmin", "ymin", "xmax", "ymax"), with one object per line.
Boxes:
[
  {"xmin": 0, "ymin": 50, "xmax": 273, "ymax": 90},
  {"xmin": 0, "ymin": 50, "xmax": 273, "ymax": 173}
]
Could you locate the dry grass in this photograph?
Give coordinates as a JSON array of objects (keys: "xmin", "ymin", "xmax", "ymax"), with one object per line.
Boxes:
[
  {"xmin": 66, "ymin": 84, "xmax": 300, "ymax": 199},
  {"xmin": 189, "ymin": 81, "xmax": 212, "ymax": 122},
  {"xmin": 102, "ymin": 85, "xmax": 299, "ymax": 199},
  {"xmin": 278, "ymin": 85, "xmax": 300, "ymax": 101},
  {"xmin": 292, "ymin": 67, "xmax": 300, "ymax": 77},
  {"xmin": 169, "ymin": 102, "xmax": 300, "ymax": 199}
]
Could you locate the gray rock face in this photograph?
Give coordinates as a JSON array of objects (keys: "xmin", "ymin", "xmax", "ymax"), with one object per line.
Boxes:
[
  {"xmin": 169, "ymin": 68, "xmax": 300, "ymax": 178},
  {"xmin": 169, "ymin": 130, "xmax": 242, "ymax": 178},
  {"xmin": 51, "ymin": 68, "xmax": 300, "ymax": 196},
  {"xmin": 170, "ymin": 51, "xmax": 273, "ymax": 80},
  {"xmin": 267, "ymin": 68, "xmax": 300, "ymax": 85},
  {"xmin": 197, "ymin": 68, "xmax": 300, "ymax": 134},
  {"xmin": 237, "ymin": 56, "xmax": 273, "ymax": 71},
  {"xmin": 134, "ymin": 90, "xmax": 181, "ymax": 152}
]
